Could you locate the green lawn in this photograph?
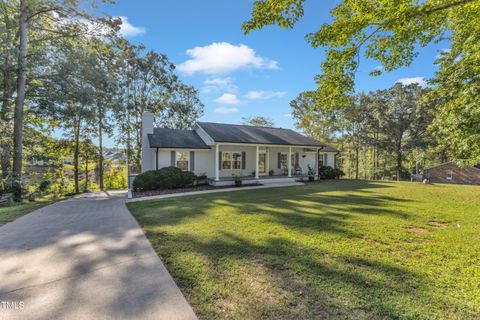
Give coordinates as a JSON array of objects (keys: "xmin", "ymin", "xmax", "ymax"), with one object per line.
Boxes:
[
  {"xmin": 128, "ymin": 181, "xmax": 480, "ymax": 320},
  {"xmin": 0, "ymin": 200, "xmax": 54, "ymax": 226}
]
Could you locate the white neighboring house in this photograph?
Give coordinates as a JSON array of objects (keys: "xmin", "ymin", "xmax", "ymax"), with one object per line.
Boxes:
[{"xmin": 141, "ymin": 112, "xmax": 339, "ymax": 186}]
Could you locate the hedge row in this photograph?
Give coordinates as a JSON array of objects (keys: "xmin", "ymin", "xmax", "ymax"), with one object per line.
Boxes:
[{"xmin": 133, "ymin": 167, "xmax": 196, "ymax": 191}]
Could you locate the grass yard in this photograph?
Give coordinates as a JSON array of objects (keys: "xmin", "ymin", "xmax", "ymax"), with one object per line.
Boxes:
[
  {"xmin": 128, "ymin": 181, "xmax": 480, "ymax": 320},
  {"xmin": 0, "ymin": 200, "xmax": 54, "ymax": 226}
]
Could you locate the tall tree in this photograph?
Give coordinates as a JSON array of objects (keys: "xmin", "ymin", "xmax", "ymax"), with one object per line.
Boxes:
[
  {"xmin": 0, "ymin": 1, "xmax": 16, "ymax": 179},
  {"xmin": 114, "ymin": 43, "xmax": 203, "ymax": 172},
  {"xmin": 11, "ymin": 0, "xmax": 28, "ymax": 196},
  {"xmin": 360, "ymin": 84, "xmax": 433, "ymax": 180},
  {"xmin": 9, "ymin": 0, "xmax": 118, "ymax": 198},
  {"xmin": 290, "ymin": 91, "xmax": 339, "ymax": 142}
]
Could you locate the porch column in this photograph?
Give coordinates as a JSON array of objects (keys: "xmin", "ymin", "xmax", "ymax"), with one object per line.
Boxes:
[
  {"xmin": 288, "ymin": 146, "xmax": 292, "ymax": 177},
  {"xmin": 255, "ymin": 145, "xmax": 259, "ymax": 179},
  {"xmin": 215, "ymin": 143, "xmax": 220, "ymax": 181}
]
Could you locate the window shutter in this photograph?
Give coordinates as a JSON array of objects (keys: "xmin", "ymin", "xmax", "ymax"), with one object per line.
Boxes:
[
  {"xmin": 190, "ymin": 151, "xmax": 195, "ymax": 171},
  {"xmin": 278, "ymin": 152, "xmax": 281, "ymax": 169},
  {"xmin": 170, "ymin": 151, "xmax": 175, "ymax": 167},
  {"xmin": 295, "ymin": 153, "xmax": 299, "ymax": 168},
  {"xmin": 242, "ymin": 152, "xmax": 246, "ymax": 169},
  {"xmin": 219, "ymin": 152, "xmax": 222, "ymax": 171}
]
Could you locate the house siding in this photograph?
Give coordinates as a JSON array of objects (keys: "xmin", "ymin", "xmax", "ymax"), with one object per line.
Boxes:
[
  {"xmin": 426, "ymin": 162, "xmax": 480, "ymax": 185},
  {"xmin": 143, "ymin": 146, "xmax": 337, "ymax": 179}
]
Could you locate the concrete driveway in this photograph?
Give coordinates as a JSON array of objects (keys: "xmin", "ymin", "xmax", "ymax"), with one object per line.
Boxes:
[{"xmin": 0, "ymin": 191, "xmax": 197, "ymax": 320}]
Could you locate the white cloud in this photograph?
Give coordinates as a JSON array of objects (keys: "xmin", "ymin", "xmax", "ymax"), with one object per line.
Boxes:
[
  {"xmin": 117, "ymin": 16, "xmax": 145, "ymax": 37},
  {"xmin": 202, "ymin": 77, "xmax": 238, "ymax": 94},
  {"xmin": 245, "ymin": 90, "xmax": 287, "ymax": 100},
  {"xmin": 178, "ymin": 42, "xmax": 279, "ymax": 75},
  {"xmin": 215, "ymin": 93, "xmax": 240, "ymax": 105},
  {"xmin": 396, "ymin": 77, "xmax": 426, "ymax": 87},
  {"xmin": 214, "ymin": 107, "xmax": 239, "ymax": 114},
  {"xmin": 283, "ymin": 113, "xmax": 292, "ymax": 118}
]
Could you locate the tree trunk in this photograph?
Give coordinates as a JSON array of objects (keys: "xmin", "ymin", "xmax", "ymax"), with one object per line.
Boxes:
[
  {"xmin": 372, "ymin": 145, "xmax": 376, "ymax": 180},
  {"xmin": 355, "ymin": 147, "xmax": 359, "ymax": 180},
  {"xmin": 126, "ymin": 108, "xmax": 131, "ymax": 174},
  {"xmin": 12, "ymin": 0, "xmax": 28, "ymax": 198},
  {"xmin": 84, "ymin": 156, "xmax": 89, "ymax": 192},
  {"xmin": 98, "ymin": 105, "xmax": 104, "ymax": 190},
  {"xmin": 73, "ymin": 114, "xmax": 81, "ymax": 193},
  {"xmin": 1, "ymin": 145, "xmax": 10, "ymax": 180},
  {"xmin": 396, "ymin": 145, "xmax": 402, "ymax": 181},
  {"xmin": 1, "ymin": 7, "xmax": 14, "ymax": 179}
]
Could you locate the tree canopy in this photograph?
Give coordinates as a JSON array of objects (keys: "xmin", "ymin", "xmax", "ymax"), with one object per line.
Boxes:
[
  {"xmin": 1, "ymin": 0, "xmax": 204, "ymax": 199},
  {"xmin": 242, "ymin": 116, "xmax": 275, "ymax": 127},
  {"xmin": 244, "ymin": 0, "xmax": 480, "ymax": 163}
]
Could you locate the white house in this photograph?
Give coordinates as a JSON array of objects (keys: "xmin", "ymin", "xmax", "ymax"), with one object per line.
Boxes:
[{"xmin": 141, "ymin": 112, "xmax": 339, "ymax": 186}]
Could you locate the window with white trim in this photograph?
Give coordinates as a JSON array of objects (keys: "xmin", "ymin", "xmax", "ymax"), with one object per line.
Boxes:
[
  {"xmin": 176, "ymin": 151, "xmax": 189, "ymax": 171},
  {"xmin": 446, "ymin": 170, "xmax": 453, "ymax": 180},
  {"xmin": 222, "ymin": 152, "xmax": 242, "ymax": 170},
  {"xmin": 319, "ymin": 153, "xmax": 328, "ymax": 167},
  {"xmin": 280, "ymin": 153, "xmax": 297, "ymax": 169}
]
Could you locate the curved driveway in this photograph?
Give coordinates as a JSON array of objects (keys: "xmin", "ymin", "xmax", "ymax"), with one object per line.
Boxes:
[{"xmin": 0, "ymin": 191, "xmax": 197, "ymax": 320}]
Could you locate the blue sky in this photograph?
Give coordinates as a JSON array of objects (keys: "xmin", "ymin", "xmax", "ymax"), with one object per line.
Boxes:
[{"xmin": 98, "ymin": 0, "xmax": 447, "ymax": 146}]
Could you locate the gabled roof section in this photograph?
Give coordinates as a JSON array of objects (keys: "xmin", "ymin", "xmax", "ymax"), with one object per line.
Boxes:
[
  {"xmin": 426, "ymin": 161, "xmax": 480, "ymax": 171},
  {"xmin": 148, "ymin": 128, "xmax": 210, "ymax": 149},
  {"xmin": 197, "ymin": 122, "xmax": 339, "ymax": 150}
]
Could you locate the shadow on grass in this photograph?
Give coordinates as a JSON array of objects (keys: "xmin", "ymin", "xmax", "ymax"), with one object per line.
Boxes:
[
  {"xmin": 131, "ymin": 181, "xmax": 439, "ymax": 319},
  {"xmin": 153, "ymin": 230, "xmax": 430, "ymax": 319},
  {"xmin": 134, "ymin": 181, "xmax": 411, "ymax": 237}
]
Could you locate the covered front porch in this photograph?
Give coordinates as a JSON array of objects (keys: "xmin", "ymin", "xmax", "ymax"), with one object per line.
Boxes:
[
  {"xmin": 210, "ymin": 143, "xmax": 326, "ymax": 186},
  {"xmin": 208, "ymin": 174, "xmax": 313, "ymax": 187}
]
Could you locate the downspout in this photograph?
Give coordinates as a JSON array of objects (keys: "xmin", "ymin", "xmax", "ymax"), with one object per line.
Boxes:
[
  {"xmin": 317, "ymin": 146, "xmax": 325, "ymax": 178},
  {"xmin": 155, "ymin": 148, "xmax": 159, "ymax": 171}
]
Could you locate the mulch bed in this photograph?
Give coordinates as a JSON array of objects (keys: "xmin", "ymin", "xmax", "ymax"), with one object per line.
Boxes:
[{"xmin": 133, "ymin": 183, "xmax": 263, "ymax": 198}]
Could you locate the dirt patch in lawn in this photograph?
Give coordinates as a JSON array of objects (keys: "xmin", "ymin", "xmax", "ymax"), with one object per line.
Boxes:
[
  {"xmin": 214, "ymin": 259, "xmax": 333, "ymax": 319},
  {"xmin": 428, "ymin": 221, "xmax": 448, "ymax": 228},
  {"xmin": 407, "ymin": 227, "xmax": 432, "ymax": 234}
]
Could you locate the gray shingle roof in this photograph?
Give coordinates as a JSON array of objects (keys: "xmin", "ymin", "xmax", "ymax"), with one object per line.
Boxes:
[
  {"xmin": 148, "ymin": 128, "xmax": 210, "ymax": 149},
  {"xmin": 198, "ymin": 122, "xmax": 339, "ymax": 151}
]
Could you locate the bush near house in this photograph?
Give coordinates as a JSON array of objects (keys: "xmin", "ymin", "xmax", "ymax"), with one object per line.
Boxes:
[
  {"xmin": 319, "ymin": 165, "xmax": 344, "ymax": 179},
  {"xmin": 133, "ymin": 167, "xmax": 196, "ymax": 191}
]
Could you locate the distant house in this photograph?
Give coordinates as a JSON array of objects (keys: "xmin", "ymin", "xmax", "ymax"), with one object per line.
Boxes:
[
  {"xmin": 141, "ymin": 112, "xmax": 339, "ymax": 186},
  {"xmin": 425, "ymin": 162, "xmax": 480, "ymax": 185}
]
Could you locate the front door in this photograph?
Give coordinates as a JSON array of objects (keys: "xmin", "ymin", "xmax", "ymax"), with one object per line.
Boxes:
[{"xmin": 258, "ymin": 152, "xmax": 267, "ymax": 174}]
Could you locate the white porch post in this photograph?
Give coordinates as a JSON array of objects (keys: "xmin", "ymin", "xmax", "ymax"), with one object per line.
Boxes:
[
  {"xmin": 215, "ymin": 143, "xmax": 220, "ymax": 181},
  {"xmin": 255, "ymin": 145, "xmax": 259, "ymax": 179},
  {"xmin": 288, "ymin": 146, "xmax": 292, "ymax": 177},
  {"xmin": 316, "ymin": 148, "xmax": 320, "ymax": 180}
]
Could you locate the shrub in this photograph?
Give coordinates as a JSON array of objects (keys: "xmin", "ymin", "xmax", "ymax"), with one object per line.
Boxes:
[
  {"xmin": 104, "ymin": 165, "xmax": 128, "ymax": 189},
  {"xmin": 333, "ymin": 168, "xmax": 345, "ymax": 179},
  {"xmin": 319, "ymin": 166, "xmax": 336, "ymax": 179},
  {"xmin": 133, "ymin": 167, "xmax": 196, "ymax": 191}
]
